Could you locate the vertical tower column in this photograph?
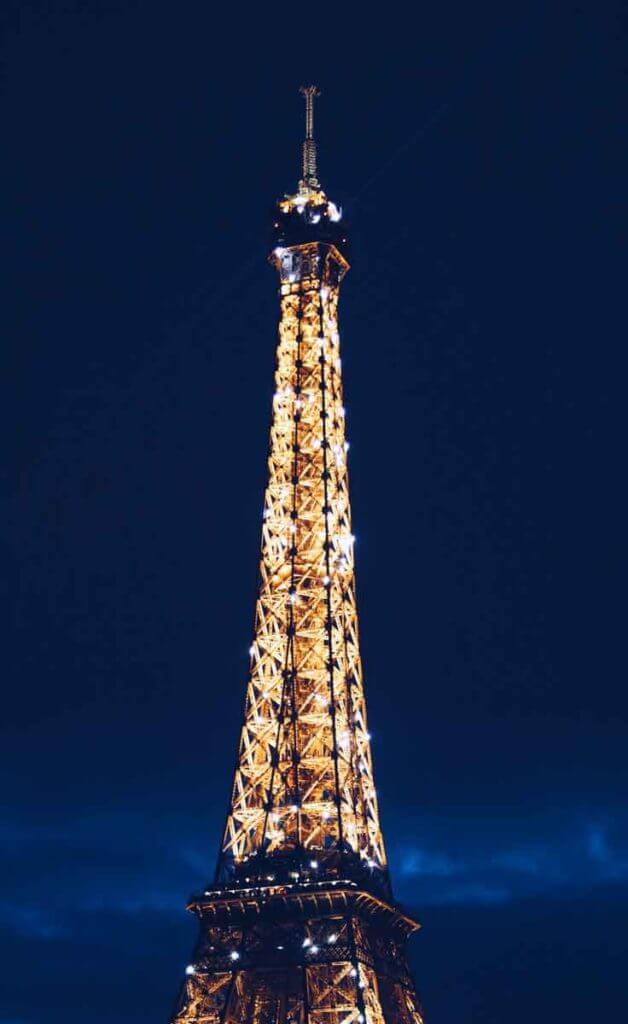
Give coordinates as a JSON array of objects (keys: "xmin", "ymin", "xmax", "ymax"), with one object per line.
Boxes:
[{"xmin": 220, "ymin": 241, "xmax": 386, "ymax": 889}]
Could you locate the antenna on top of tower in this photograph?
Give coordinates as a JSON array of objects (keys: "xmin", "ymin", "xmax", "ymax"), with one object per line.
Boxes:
[{"xmin": 299, "ymin": 85, "xmax": 321, "ymax": 192}]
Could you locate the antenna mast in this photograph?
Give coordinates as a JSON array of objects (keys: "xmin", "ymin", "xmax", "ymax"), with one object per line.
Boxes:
[{"xmin": 299, "ymin": 85, "xmax": 321, "ymax": 191}]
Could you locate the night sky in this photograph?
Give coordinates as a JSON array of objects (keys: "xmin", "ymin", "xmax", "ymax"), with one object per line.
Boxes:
[{"xmin": 3, "ymin": 2, "xmax": 627, "ymax": 1021}]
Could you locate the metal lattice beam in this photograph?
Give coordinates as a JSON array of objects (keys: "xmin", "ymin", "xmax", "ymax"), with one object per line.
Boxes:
[{"xmin": 219, "ymin": 241, "xmax": 385, "ymax": 878}]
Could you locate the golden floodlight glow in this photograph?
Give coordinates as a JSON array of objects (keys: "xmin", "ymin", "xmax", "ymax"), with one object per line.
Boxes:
[{"xmin": 220, "ymin": 238, "xmax": 386, "ymax": 872}]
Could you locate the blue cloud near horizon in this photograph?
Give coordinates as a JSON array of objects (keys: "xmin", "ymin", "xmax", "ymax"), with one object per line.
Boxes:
[
  {"xmin": 1, "ymin": 808, "xmax": 627, "ymax": 944},
  {"xmin": 392, "ymin": 820, "xmax": 628, "ymax": 907},
  {"xmin": 1, "ymin": 815, "xmax": 628, "ymax": 1024},
  {"xmin": 0, "ymin": 903, "xmax": 70, "ymax": 941},
  {"xmin": 399, "ymin": 847, "xmax": 459, "ymax": 878}
]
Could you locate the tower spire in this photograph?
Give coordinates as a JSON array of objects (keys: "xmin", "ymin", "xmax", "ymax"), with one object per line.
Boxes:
[{"xmin": 299, "ymin": 85, "xmax": 321, "ymax": 191}]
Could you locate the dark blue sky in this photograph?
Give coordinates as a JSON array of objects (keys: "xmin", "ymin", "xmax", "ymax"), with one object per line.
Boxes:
[{"xmin": 3, "ymin": 2, "xmax": 627, "ymax": 1021}]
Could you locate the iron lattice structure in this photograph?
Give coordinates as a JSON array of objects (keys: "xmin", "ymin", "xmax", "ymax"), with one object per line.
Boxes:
[{"xmin": 171, "ymin": 89, "xmax": 424, "ymax": 1024}]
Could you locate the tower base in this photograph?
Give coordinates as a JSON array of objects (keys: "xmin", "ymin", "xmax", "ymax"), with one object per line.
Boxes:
[{"xmin": 171, "ymin": 882, "xmax": 424, "ymax": 1024}]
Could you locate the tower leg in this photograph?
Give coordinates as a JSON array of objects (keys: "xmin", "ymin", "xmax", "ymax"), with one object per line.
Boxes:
[{"xmin": 171, "ymin": 898, "xmax": 424, "ymax": 1024}]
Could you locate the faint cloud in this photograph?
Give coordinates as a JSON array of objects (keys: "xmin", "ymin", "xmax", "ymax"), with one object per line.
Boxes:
[
  {"xmin": 429, "ymin": 883, "xmax": 510, "ymax": 905},
  {"xmin": 80, "ymin": 893, "xmax": 182, "ymax": 914},
  {"xmin": 0, "ymin": 903, "xmax": 68, "ymax": 940},
  {"xmin": 586, "ymin": 825, "xmax": 628, "ymax": 880},
  {"xmin": 0, "ymin": 821, "xmax": 57, "ymax": 842},
  {"xmin": 3, "ymin": 810, "xmax": 628, "ymax": 931},
  {"xmin": 176, "ymin": 843, "xmax": 213, "ymax": 876},
  {"xmin": 393, "ymin": 817, "xmax": 628, "ymax": 907},
  {"xmin": 587, "ymin": 826, "xmax": 610, "ymax": 864},
  {"xmin": 399, "ymin": 847, "xmax": 459, "ymax": 878},
  {"xmin": 492, "ymin": 850, "xmax": 541, "ymax": 874}
]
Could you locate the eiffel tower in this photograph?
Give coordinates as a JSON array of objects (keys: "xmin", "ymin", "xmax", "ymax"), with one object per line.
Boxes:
[{"xmin": 171, "ymin": 87, "xmax": 424, "ymax": 1024}]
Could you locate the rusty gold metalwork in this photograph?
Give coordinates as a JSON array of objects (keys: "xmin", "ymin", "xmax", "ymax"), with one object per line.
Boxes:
[
  {"xmin": 170, "ymin": 89, "xmax": 425, "ymax": 1024},
  {"xmin": 220, "ymin": 238, "xmax": 385, "ymax": 875}
]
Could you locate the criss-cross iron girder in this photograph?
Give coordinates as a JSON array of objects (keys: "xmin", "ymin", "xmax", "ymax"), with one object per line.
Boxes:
[{"xmin": 218, "ymin": 239, "xmax": 386, "ymax": 883}]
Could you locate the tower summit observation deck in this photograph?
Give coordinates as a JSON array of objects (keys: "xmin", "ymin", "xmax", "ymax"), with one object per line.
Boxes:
[{"xmin": 170, "ymin": 88, "xmax": 425, "ymax": 1024}]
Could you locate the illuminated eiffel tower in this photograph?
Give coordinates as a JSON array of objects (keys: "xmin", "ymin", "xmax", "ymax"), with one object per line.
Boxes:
[{"xmin": 171, "ymin": 87, "xmax": 424, "ymax": 1024}]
